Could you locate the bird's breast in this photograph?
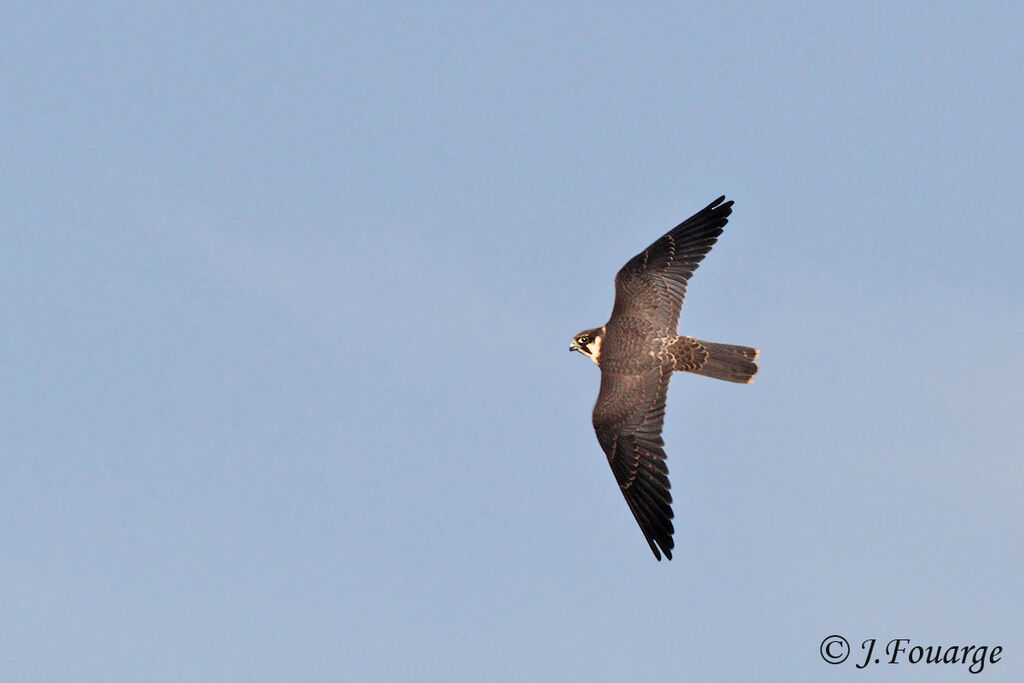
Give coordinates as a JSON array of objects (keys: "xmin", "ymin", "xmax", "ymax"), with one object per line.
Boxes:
[{"xmin": 600, "ymin": 320, "xmax": 671, "ymax": 373}]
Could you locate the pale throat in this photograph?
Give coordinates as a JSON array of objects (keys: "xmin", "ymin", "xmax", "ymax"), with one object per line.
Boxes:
[{"xmin": 584, "ymin": 333, "xmax": 603, "ymax": 365}]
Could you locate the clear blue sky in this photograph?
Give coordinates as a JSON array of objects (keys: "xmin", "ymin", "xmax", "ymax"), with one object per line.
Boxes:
[{"xmin": 3, "ymin": 2, "xmax": 1022, "ymax": 681}]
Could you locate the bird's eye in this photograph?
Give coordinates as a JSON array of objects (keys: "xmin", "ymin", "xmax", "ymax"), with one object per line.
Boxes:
[{"xmin": 579, "ymin": 336, "xmax": 590, "ymax": 345}]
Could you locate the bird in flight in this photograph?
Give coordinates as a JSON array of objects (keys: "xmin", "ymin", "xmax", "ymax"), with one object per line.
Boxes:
[{"xmin": 570, "ymin": 196, "xmax": 758, "ymax": 560}]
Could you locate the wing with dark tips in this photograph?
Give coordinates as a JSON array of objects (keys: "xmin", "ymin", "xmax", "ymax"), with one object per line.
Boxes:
[
  {"xmin": 610, "ymin": 196, "xmax": 733, "ymax": 331},
  {"xmin": 592, "ymin": 365, "xmax": 675, "ymax": 560}
]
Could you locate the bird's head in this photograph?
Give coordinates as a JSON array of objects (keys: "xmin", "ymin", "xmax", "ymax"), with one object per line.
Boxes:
[{"xmin": 570, "ymin": 327, "xmax": 604, "ymax": 365}]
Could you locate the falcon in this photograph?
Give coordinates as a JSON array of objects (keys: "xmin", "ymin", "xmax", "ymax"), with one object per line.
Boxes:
[{"xmin": 570, "ymin": 196, "xmax": 758, "ymax": 560}]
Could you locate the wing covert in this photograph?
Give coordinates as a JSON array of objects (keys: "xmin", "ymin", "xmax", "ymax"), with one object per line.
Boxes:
[
  {"xmin": 610, "ymin": 196, "xmax": 733, "ymax": 330},
  {"xmin": 592, "ymin": 365, "xmax": 675, "ymax": 560}
]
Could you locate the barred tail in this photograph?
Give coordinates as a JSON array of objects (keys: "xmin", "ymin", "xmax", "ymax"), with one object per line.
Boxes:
[{"xmin": 672, "ymin": 337, "xmax": 759, "ymax": 384}]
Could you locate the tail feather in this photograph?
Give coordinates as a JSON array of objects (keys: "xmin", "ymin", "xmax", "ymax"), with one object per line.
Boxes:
[{"xmin": 672, "ymin": 337, "xmax": 759, "ymax": 384}]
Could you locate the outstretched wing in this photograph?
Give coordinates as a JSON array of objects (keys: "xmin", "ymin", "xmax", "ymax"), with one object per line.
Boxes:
[
  {"xmin": 592, "ymin": 364, "xmax": 675, "ymax": 560},
  {"xmin": 610, "ymin": 196, "xmax": 733, "ymax": 331}
]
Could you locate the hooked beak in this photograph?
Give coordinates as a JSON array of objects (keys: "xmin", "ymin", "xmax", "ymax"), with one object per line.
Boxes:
[{"xmin": 569, "ymin": 344, "xmax": 580, "ymax": 352}]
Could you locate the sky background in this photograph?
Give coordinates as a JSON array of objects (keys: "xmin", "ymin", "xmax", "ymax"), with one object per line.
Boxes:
[{"xmin": 2, "ymin": 2, "xmax": 1022, "ymax": 681}]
